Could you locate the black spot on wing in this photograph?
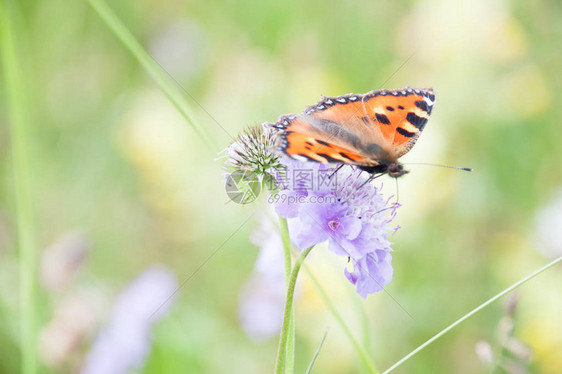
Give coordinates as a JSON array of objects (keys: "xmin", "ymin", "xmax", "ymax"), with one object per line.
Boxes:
[
  {"xmin": 414, "ymin": 100, "xmax": 430, "ymax": 113},
  {"xmin": 305, "ymin": 141, "xmax": 314, "ymax": 146},
  {"xmin": 316, "ymin": 139, "xmax": 332, "ymax": 147},
  {"xmin": 374, "ymin": 113, "xmax": 391, "ymax": 125},
  {"xmin": 317, "ymin": 153, "xmax": 341, "ymax": 163},
  {"xmin": 396, "ymin": 127, "xmax": 416, "ymax": 138},
  {"xmin": 406, "ymin": 112, "xmax": 427, "ymax": 130},
  {"xmin": 339, "ymin": 152, "xmax": 356, "ymax": 161},
  {"xmin": 386, "ymin": 106, "xmax": 395, "ymax": 111},
  {"xmin": 398, "ymin": 105, "xmax": 405, "ymax": 110}
]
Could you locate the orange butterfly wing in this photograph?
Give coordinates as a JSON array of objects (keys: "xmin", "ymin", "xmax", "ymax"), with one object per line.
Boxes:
[
  {"xmin": 268, "ymin": 87, "xmax": 435, "ymax": 166},
  {"xmin": 271, "ymin": 114, "xmax": 375, "ymax": 165},
  {"xmin": 361, "ymin": 87, "xmax": 435, "ymax": 157}
]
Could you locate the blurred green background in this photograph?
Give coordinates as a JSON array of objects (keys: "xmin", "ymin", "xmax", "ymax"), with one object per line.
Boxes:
[{"xmin": 1, "ymin": 0, "xmax": 561, "ymax": 373}]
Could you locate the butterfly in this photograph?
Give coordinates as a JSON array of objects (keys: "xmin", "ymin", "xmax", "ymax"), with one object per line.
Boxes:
[{"xmin": 267, "ymin": 86, "xmax": 435, "ymax": 178}]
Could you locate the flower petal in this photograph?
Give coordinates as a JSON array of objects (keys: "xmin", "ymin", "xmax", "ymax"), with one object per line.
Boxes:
[{"xmin": 288, "ymin": 217, "xmax": 329, "ymax": 249}]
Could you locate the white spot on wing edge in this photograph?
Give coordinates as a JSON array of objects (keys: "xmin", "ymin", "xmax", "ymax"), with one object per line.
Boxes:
[
  {"xmin": 423, "ymin": 96, "xmax": 435, "ymax": 106},
  {"xmin": 292, "ymin": 155, "xmax": 309, "ymax": 162}
]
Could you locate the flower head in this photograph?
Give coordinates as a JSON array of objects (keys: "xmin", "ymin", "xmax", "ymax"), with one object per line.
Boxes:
[
  {"xmin": 274, "ymin": 159, "xmax": 399, "ymax": 298},
  {"xmin": 221, "ymin": 126, "xmax": 283, "ymax": 177}
]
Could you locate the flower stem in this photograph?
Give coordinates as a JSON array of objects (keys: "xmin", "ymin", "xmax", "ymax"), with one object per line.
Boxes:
[
  {"xmin": 87, "ymin": 0, "xmax": 217, "ymax": 151},
  {"xmin": 383, "ymin": 256, "xmax": 562, "ymax": 374},
  {"xmin": 278, "ymin": 217, "xmax": 295, "ymax": 373},
  {"xmin": 285, "ymin": 312, "xmax": 295, "ymax": 374},
  {"xmin": 303, "ymin": 265, "xmax": 379, "ymax": 374},
  {"xmin": 279, "ymin": 217, "xmax": 292, "ymax": 286},
  {"xmin": 0, "ymin": 3, "xmax": 37, "ymax": 373},
  {"xmin": 275, "ymin": 246, "xmax": 314, "ymax": 374}
]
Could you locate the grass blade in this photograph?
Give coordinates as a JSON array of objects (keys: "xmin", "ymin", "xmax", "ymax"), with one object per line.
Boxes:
[
  {"xmin": 88, "ymin": 0, "xmax": 217, "ymax": 151},
  {"xmin": 305, "ymin": 329, "xmax": 329, "ymax": 374},
  {"xmin": 383, "ymin": 256, "xmax": 562, "ymax": 374},
  {"xmin": 0, "ymin": 2, "xmax": 38, "ymax": 373}
]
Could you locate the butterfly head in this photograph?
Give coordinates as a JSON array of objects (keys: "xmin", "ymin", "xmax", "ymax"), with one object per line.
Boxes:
[
  {"xmin": 358, "ymin": 161, "xmax": 409, "ymax": 178},
  {"xmin": 387, "ymin": 162, "xmax": 409, "ymax": 178}
]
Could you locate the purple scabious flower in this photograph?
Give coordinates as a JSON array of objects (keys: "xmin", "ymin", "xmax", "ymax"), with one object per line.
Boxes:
[
  {"xmin": 81, "ymin": 265, "xmax": 178, "ymax": 374},
  {"xmin": 273, "ymin": 158, "xmax": 399, "ymax": 298}
]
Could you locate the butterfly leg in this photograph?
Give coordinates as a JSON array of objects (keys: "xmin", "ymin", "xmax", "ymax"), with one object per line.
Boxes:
[
  {"xmin": 341, "ymin": 173, "xmax": 384, "ymax": 203},
  {"xmin": 328, "ymin": 164, "xmax": 345, "ymax": 179},
  {"xmin": 356, "ymin": 173, "xmax": 383, "ymax": 191}
]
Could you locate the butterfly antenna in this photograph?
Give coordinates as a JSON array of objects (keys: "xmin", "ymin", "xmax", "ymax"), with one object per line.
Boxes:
[{"xmin": 405, "ymin": 162, "xmax": 473, "ymax": 172}]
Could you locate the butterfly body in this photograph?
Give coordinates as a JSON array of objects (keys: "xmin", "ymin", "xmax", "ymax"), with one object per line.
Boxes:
[
  {"xmin": 359, "ymin": 162, "xmax": 408, "ymax": 178},
  {"xmin": 268, "ymin": 86, "xmax": 435, "ymax": 178}
]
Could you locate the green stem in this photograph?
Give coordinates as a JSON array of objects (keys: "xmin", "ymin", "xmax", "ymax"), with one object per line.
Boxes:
[
  {"xmin": 275, "ymin": 246, "xmax": 314, "ymax": 374},
  {"xmin": 279, "ymin": 217, "xmax": 292, "ymax": 286},
  {"xmin": 383, "ymin": 256, "xmax": 562, "ymax": 374},
  {"xmin": 87, "ymin": 0, "xmax": 217, "ymax": 151},
  {"xmin": 303, "ymin": 265, "xmax": 379, "ymax": 374},
  {"xmin": 285, "ymin": 312, "xmax": 295, "ymax": 374},
  {"xmin": 278, "ymin": 217, "xmax": 295, "ymax": 373},
  {"xmin": 0, "ymin": 3, "xmax": 37, "ymax": 374}
]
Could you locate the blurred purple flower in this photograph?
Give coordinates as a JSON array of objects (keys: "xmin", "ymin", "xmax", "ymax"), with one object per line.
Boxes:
[
  {"xmin": 274, "ymin": 158, "xmax": 399, "ymax": 298},
  {"xmin": 238, "ymin": 273, "xmax": 285, "ymax": 341},
  {"xmin": 238, "ymin": 218, "xmax": 287, "ymax": 341},
  {"xmin": 81, "ymin": 265, "xmax": 178, "ymax": 374}
]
